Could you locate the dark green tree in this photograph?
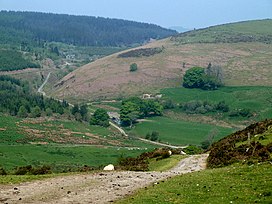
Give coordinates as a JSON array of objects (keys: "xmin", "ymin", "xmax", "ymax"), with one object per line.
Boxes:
[
  {"xmin": 130, "ymin": 63, "xmax": 138, "ymax": 72},
  {"xmin": 45, "ymin": 108, "xmax": 53, "ymax": 116},
  {"xmin": 17, "ymin": 106, "xmax": 28, "ymax": 118},
  {"xmin": 90, "ymin": 108, "xmax": 110, "ymax": 127},
  {"xmin": 183, "ymin": 67, "xmax": 205, "ymax": 88},
  {"xmin": 79, "ymin": 105, "xmax": 88, "ymax": 121},
  {"xmin": 120, "ymin": 101, "xmax": 140, "ymax": 127},
  {"xmin": 150, "ymin": 131, "xmax": 159, "ymax": 141},
  {"xmin": 183, "ymin": 66, "xmax": 223, "ymax": 90},
  {"xmin": 31, "ymin": 106, "xmax": 41, "ymax": 118},
  {"xmin": 71, "ymin": 104, "xmax": 79, "ymax": 115}
]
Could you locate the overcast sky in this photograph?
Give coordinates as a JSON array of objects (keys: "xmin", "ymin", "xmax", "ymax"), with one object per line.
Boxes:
[{"xmin": 0, "ymin": 0, "xmax": 271, "ymax": 28}]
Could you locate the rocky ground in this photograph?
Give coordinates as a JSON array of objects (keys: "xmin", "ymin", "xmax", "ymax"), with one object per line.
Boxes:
[{"xmin": 0, "ymin": 154, "xmax": 208, "ymax": 204}]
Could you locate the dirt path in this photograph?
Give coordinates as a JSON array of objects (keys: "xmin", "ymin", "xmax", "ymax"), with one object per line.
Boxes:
[
  {"xmin": 0, "ymin": 154, "xmax": 208, "ymax": 204},
  {"xmin": 38, "ymin": 72, "xmax": 51, "ymax": 96}
]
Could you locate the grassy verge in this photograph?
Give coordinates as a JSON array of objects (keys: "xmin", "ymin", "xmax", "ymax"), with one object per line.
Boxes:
[
  {"xmin": 0, "ymin": 173, "xmax": 69, "ymax": 185},
  {"xmin": 148, "ymin": 155, "xmax": 186, "ymax": 172},
  {"xmin": 117, "ymin": 163, "xmax": 272, "ymax": 204}
]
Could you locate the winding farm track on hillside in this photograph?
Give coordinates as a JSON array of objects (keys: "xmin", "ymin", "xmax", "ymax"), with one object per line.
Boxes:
[
  {"xmin": 109, "ymin": 122, "xmax": 187, "ymax": 151},
  {"xmin": 0, "ymin": 154, "xmax": 208, "ymax": 204},
  {"xmin": 37, "ymin": 72, "xmax": 185, "ymax": 151},
  {"xmin": 38, "ymin": 72, "xmax": 51, "ymax": 96}
]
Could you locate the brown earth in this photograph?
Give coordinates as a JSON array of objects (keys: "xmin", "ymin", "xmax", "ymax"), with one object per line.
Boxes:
[
  {"xmin": 15, "ymin": 118, "xmax": 122, "ymax": 146},
  {"xmin": 0, "ymin": 154, "xmax": 208, "ymax": 204},
  {"xmin": 51, "ymin": 38, "xmax": 272, "ymax": 102}
]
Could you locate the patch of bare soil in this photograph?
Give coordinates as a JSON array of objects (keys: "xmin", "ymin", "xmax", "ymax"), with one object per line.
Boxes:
[
  {"xmin": 16, "ymin": 118, "xmax": 122, "ymax": 146},
  {"xmin": 0, "ymin": 154, "xmax": 208, "ymax": 204}
]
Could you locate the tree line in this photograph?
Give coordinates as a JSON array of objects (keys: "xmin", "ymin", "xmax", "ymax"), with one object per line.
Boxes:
[
  {"xmin": 183, "ymin": 64, "xmax": 224, "ymax": 90},
  {"xmin": 0, "ymin": 11, "xmax": 176, "ymax": 47},
  {"xmin": 0, "ymin": 50, "xmax": 40, "ymax": 71},
  {"xmin": 120, "ymin": 97, "xmax": 163, "ymax": 127},
  {"xmin": 0, "ymin": 75, "xmax": 68, "ymax": 117}
]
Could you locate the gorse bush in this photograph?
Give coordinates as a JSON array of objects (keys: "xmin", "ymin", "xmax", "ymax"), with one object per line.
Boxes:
[
  {"xmin": 183, "ymin": 145, "xmax": 203, "ymax": 155},
  {"xmin": 207, "ymin": 119, "xmax": 272, "ymax": 168},
  {"xmin": 181, "ymin": 100, "xmax": 229, "ymax": 114},
  {"xmin": 14, "ymin": 165, "xmax": 52, "ymax": 175},
  {"xmin": 229, "ymin": 108, "xmax": 253, "ymax": 118},
  {"xmin": 118, "ymin": 47, "xmax": 163, "ymax": 58},
  {"xmin": 118, "ymin": 148, "xmax": 173, "ymax": 171},
  {"xmin": 0, "ymin": 167, "xmax": 7, "ymax": 175}
]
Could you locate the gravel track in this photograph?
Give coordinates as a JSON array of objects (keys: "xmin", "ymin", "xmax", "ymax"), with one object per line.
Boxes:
[{"xmin": 0, "ymin": 154, "xmax": 208, "ymax": 204}]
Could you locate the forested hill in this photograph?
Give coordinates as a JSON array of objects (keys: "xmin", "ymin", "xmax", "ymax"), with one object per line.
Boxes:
[{"xmin": 0, "ymin": 11, "xmax": 177, "ymax": 47}]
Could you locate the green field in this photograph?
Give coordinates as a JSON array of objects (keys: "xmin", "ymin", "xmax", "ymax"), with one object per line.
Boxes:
[
  {"xmin": 0, "ymin": 114, "xmax": 157, "ymax": 172},
  {"xmin": 0, "ymin": 144, "xmax": 149, "ymax": 172},
  {"xmin": 130, "ymin": 116, "xmax": 233, "ymax": 146},
  {"xmin": 128, "ymin": 86, "xmax": 272, "ymax": 146},
  {"xmin": 161, "ymin": 86, "xmax": 272, "ymax": 121},
  {"xmin": 118, "ymin": 163, "xmax": 272, "ymax": 204}
]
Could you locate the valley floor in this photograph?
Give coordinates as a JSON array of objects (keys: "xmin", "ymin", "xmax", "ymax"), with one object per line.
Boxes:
[{"xmin": 0, "ymin": 154, "xmax": 208, "ymax": 204}]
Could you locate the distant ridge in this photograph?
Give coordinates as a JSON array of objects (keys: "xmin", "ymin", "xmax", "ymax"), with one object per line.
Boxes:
[
  {"xmin": 0, "ymin": 10, "xmax": 177, "ymax": 47},
  {"xmin": 169, "ymin": 26, "xmax": 191, "ymax": 33},
  {"xmin": 173, "ymin": 19, "xmax": 272, "ymax": 44}
]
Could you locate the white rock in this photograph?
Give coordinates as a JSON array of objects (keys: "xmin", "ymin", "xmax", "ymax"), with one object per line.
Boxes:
[{"xmin": 103, "ymin": 164, "xmax": 115, "ymax": 171}]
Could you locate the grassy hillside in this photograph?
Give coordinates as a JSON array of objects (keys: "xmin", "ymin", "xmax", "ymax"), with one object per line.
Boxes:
[
  {"xmin": 172, "ymin": 19, "xmax": 272, "ymax": 44},
  {"xmin": 51, "ymin": 19, "xmax": 272, "ymax": 102},
  {"xmin": 207, "ymin": 119, "xmax": 272, "ymax": 168},
  {"xmin": 118, "ymin": 119, "xmax": 272, "ymax": 204},
  {"xmin": 118, "ymin": 163, "xmax": 272, "ymax": 204},
  {"xmin": 161, "ymin": 86, "xmax": 272, "ymax": 122},
  {"xmin": 119, "ymin": 86, "xmax": 271, "ymax": 146},
  {"xmin": 0, "ymin": 10, "xmax": 174, "ymax": 83},
  {"xmin": 129, "ymin": 116, "xmax": 233, "ymax": 146},
  {"xmin": 0, "ymin": 114, "xmax": 157, "ymax": 172}
]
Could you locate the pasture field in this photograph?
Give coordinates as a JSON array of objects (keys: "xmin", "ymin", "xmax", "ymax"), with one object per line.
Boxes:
[
  {"xmin": 0, "ymin": 144, "xmax": 149, "ymax": 172},
  {"xmin": 0, "ymin": 115, "xmax": 157, "ymax": 171},
  {"xmin": 118, "ymin": 163, "xmax": 272, "ymax": 204},
  {"xmin": 129, "ymin": 116, "xmax": 234, "ymax": 146},
  {"xmin": 128, "ymin": 86, "xmax": 272, "ymax": 146},
  {"xmin": 161, "ymin": 86, "xmax": 272, "ymax": 121}
]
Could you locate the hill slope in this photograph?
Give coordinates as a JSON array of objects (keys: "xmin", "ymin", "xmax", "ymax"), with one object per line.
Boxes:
[
  {"xmin": 0, "ymin": 11, "xmax": 176, "ymax": 47},
  {"xmin": 51, "ymin": 19, "xmax": 272, "ymax": 102},
  {"xmin": 207, "ymin": 119, "xmax": 272, "ymax": 168}
]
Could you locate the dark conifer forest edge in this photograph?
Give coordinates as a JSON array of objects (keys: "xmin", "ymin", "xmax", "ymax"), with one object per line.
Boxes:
[{"xmin": 0, "ymin": 10, "xmax": 177, "ymax": 47}]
